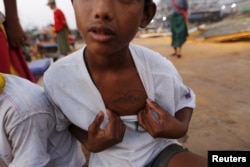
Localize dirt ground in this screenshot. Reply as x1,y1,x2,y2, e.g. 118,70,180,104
132,37,250,157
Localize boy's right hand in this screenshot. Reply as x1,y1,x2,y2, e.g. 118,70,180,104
86,110,126,153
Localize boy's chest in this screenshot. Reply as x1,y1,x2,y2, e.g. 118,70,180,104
93,71,147,116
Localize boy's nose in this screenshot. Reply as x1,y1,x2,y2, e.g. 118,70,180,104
93,0,114,20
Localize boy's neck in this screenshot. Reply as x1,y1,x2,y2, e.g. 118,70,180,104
84,47,133,72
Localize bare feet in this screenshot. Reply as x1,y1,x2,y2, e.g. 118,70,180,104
171,53,177,56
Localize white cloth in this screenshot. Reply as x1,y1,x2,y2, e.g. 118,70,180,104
43,44,196,167
0,74,85,167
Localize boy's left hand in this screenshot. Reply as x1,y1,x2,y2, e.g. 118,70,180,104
138,98,189,139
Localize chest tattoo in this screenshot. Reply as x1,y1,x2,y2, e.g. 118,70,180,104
110,90,146,111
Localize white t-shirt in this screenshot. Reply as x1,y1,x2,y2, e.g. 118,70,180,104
0,74,85,167
43,44,196,167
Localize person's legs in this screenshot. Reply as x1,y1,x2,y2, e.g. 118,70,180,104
145,144,207,167
171,47,177,56
145,144,187,167
168,151,207,167
56,29,71,56
170,15,177,56
176,47,182,58
171,47,182,58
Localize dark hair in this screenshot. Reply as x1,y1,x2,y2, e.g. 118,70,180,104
71,0,152,11
144,0,153,11
48,2,56,5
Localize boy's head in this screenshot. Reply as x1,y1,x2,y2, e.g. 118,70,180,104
144,0,153,11
47,0,56,9
72,0,156,54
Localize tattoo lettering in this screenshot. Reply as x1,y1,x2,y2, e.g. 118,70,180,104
111,90,145,111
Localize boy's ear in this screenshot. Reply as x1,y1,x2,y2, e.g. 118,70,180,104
140,3,157,28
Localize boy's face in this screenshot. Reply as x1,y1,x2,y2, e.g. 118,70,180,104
72,0,155,55
48,3,55,10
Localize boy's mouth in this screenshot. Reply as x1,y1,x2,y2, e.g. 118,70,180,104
88,26,115,43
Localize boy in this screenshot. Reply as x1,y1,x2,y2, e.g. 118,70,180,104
43,0,207,166
0,73,85,167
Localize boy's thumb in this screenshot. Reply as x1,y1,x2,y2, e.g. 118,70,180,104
89,111,104,132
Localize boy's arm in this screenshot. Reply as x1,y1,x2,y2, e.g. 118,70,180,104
3,0,27,48
68,124,89,147
69,110,126,153
5,112,54,166
138,98,193,139
3,0,18,21
174,107,193,135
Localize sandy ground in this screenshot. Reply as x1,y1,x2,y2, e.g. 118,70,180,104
132,37,250,157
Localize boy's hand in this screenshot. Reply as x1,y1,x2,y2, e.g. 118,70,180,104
138,99,192,139
86,110,126,153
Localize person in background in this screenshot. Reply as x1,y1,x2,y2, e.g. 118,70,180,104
0,0,35,82
0,73,85,167
50,24,76,50
47,0,71,56
50,24,57,42
167,0,189,58
43,0,207,166
68,34,76,50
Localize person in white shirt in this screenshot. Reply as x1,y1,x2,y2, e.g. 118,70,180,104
0,73,85,167
43,0,207,166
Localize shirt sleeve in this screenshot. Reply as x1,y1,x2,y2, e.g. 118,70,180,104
43,77,71,131
173,73,196,112
6,113,55,167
